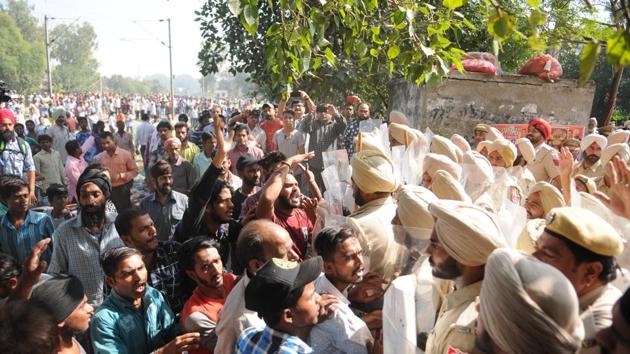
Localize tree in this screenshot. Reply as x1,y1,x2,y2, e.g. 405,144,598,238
0,1,46,93
102,75,167,95
197,0,630,116
50,22,99,92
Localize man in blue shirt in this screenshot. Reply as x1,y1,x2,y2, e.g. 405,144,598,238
236,256,334,354
0,108,36,204
0,178,54,265
90,247,200,354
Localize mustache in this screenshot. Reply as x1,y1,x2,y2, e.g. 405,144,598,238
80,204,106,228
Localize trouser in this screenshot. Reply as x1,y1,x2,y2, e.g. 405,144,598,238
111,182,132,212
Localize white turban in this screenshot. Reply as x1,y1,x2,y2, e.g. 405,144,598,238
450,134,471,153
515,138,535,164
430,135,462,163
431,170,471,202
422,153,462,180
528,182,565,217
351,150,398,193
580,134,607,152
601,143,630,165
428,200,505,266
607,130,630,145
389,110,409,125
480,248,584,354
487,126,504,141
396,185,438,240
462,151,494,199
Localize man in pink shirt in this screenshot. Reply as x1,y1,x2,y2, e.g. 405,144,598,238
228,124,263,174
95,131,138,211
259,103,283,152
64,137,94,203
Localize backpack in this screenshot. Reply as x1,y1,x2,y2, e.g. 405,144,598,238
0,136,28,156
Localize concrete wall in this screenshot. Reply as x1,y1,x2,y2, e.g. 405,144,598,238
389,72,596,139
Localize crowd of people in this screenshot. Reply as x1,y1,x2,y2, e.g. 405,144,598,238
0,88,629,354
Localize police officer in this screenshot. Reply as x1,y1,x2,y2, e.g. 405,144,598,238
533,207,624,354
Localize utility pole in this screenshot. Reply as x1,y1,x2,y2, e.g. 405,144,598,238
167,18,174,117
44,15,53,97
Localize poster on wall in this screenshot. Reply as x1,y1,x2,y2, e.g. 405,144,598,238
492,124,585,147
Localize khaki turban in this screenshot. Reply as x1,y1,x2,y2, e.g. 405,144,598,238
428,200,506,266
389,123,418,146
480,248,584,354
430,135,462,163
423,153,462,180
516,218,546,254
165,137,181,149
474,123,490,133
476,140,492,154
574,174,597,194
487,126,504,141
450,134,471,153
389,110,409,125
515,138,535,164
528,182,565,217
580,134,607,152
396,185,438,239
488,139,517,167
601,143,630,165
431,170,471,202
351,150,398,193
607,130,630,145
354,133,387,155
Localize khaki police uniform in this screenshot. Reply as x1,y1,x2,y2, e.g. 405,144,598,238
528,143,560,182
545,207,625,354
578,284,622,354
572,160,606,190
347,196,403,281
425,281,481,354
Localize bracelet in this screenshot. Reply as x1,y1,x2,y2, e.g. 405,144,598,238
280,161,291,168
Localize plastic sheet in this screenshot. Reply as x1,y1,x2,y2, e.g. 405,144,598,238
383,275,421,354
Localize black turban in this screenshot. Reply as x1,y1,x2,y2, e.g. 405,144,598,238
31,275,85,323
76,166,111,200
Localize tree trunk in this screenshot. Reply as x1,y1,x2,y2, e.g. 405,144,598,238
602,65,624,126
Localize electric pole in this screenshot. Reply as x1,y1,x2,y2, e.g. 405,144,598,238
44,15,53,97
167,18,174,117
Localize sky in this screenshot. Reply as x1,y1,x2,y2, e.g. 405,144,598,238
30,0,206,78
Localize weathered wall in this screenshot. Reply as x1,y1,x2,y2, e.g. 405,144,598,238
389,72,596,139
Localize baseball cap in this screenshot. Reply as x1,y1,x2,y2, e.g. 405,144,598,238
245,256,323,314
236,154,259,171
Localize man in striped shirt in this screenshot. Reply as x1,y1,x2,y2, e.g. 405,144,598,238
0,178,54,265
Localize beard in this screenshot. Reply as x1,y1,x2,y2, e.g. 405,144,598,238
429,256,461,279
584,153,600,164
158,185,172,195
1,131,14,143
80,204,106,229
526,134,541,145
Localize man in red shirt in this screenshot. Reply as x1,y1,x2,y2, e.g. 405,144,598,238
259,103,283,152
180,237,238,354
255,161,320,260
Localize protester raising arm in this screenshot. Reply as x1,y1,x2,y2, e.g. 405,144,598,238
255,152,314,220
558,147,574,205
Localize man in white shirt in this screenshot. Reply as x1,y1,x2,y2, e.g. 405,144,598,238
214,219,299,353
310,226,374,354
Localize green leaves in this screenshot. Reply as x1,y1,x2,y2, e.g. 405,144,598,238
366,0,378,11
487,12,515,40
527,0,540,9
443,0,465,10
324,47,336,65
579,41,601,87
387,45,400,59
227,0,242,15
241,4,259,36
607,30,630,67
